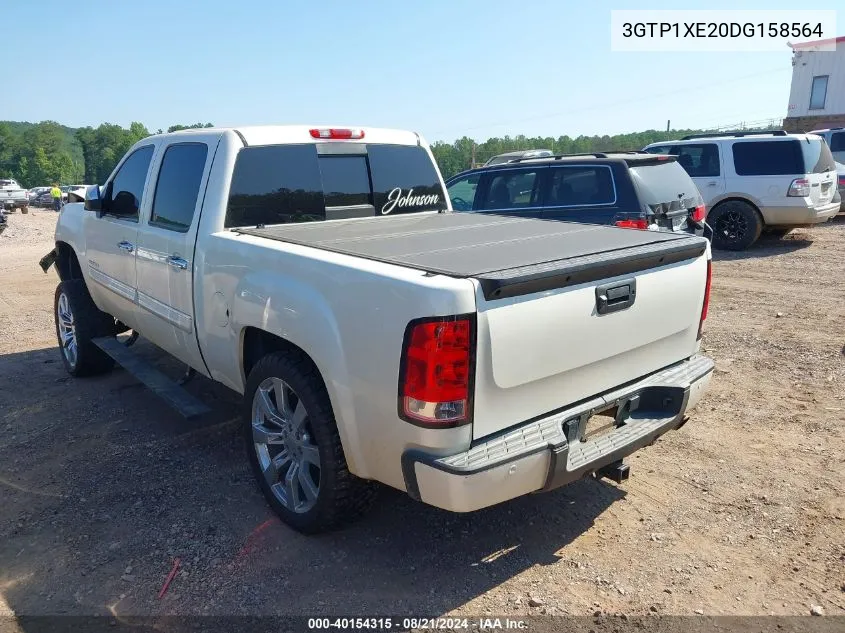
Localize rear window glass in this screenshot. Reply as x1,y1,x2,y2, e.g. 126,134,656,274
732,140,803,176
318,156,371,207
629,161,702,214
226,143,445,227
801,138,835,173
226,145,324,227
367,145,446,215
547,166,615,206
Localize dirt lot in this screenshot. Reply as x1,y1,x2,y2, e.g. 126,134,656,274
0,209,843,621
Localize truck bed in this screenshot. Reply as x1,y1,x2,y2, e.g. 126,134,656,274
237,213,706,300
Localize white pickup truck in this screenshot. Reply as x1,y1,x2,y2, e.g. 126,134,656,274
42,125,713,533
0,178,29,212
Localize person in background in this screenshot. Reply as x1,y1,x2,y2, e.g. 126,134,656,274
50,184,62,212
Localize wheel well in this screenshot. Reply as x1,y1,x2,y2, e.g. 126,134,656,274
241,327,324,386
55,242,83,281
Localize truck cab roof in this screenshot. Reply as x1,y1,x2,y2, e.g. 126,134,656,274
147,125,425,148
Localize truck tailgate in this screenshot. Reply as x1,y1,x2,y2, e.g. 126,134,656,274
239,213,709,440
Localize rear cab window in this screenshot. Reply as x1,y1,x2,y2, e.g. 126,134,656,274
225,143,446,228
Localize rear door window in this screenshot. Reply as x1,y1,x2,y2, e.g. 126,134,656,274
673,144,720,177
150,143,209,232
547,166,616,206
480,169,542,210
732,140,803,176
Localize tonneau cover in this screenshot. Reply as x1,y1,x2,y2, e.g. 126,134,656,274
237,213,707,300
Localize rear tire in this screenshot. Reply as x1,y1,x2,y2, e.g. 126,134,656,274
54,280,116,377
21,206,28,214
708,200,762,251
243,351,377,533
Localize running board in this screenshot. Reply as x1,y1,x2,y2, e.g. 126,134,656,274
92,337,211,419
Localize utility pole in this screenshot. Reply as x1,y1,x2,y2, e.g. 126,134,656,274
666,120,670,132
471,143,476,169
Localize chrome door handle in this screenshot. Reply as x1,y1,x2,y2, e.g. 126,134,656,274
117,241,134,253
167,256,188,271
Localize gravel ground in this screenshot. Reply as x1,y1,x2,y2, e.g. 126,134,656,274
0,210,843,621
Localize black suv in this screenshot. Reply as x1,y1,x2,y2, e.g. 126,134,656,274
445,152,710,238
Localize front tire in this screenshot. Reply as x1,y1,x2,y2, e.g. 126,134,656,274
708,200,763,251
244,351,377,533
54,281,116,377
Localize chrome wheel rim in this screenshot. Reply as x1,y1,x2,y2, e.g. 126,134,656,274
251,377,320,514
57,292,77,368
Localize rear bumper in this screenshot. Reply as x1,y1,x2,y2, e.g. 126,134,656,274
402,355,713,513
1,200,27,209
761,200,840,226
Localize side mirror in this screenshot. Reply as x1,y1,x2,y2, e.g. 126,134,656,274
84,185,102,213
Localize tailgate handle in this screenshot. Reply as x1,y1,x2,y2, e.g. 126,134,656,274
595,279,636,315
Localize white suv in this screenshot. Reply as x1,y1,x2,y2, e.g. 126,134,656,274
644,131,839,250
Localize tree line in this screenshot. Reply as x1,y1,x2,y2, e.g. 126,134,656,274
2,119,725,189
0,121,213,188
430,128,714,180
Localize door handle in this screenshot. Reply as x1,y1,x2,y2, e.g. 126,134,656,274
167,256,188,271
117,241,134,253
595,279,637,315
706,181,718,186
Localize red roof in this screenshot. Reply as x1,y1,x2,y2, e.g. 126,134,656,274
790,35,845,50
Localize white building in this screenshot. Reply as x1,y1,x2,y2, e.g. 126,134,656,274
783,36,845,132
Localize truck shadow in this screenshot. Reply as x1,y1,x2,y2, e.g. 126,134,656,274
0,343,624,619
710,234,814,262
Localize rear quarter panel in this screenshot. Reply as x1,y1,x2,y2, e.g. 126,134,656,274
196,231,478,489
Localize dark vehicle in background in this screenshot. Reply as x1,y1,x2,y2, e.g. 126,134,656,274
34,191,55,207
446,152,710,238
483,149,553,166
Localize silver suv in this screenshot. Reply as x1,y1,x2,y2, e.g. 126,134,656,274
809,127,845,212
644,131,839,250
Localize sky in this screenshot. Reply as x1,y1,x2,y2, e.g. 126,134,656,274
4,0,841,142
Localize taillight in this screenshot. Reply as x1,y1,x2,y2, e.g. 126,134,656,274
399,316,474,427
309,128,365,140
690,204,706,223
838,175,845,187
615,218,649,230
787,178,810,197
697,259,712,340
